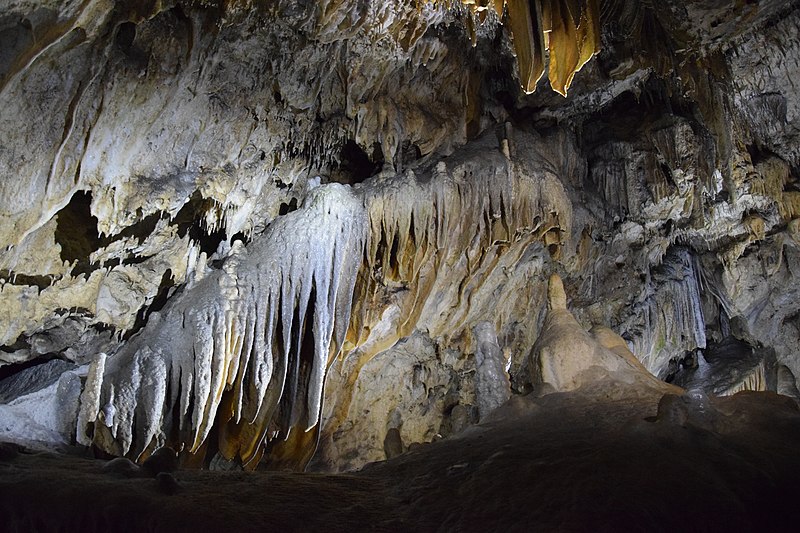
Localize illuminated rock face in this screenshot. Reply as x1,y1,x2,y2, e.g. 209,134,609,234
1,0,800,471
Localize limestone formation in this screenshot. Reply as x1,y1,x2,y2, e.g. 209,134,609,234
530,273,673,393
472,321,511,420
0,0,799,475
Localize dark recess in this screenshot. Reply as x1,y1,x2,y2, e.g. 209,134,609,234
54,191,101,274
115,21,136,54
54,191,167,277
279,198,298,216
0,19,34,80
46,190,233,286
0,269,57,290
335,140,383,184
399,141,422,170
0,355,56,382
125,269,174,340
173,191,228,256
276,285,317,434
230,231,250,245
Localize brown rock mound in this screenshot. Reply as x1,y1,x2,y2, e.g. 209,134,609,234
530,274,679,394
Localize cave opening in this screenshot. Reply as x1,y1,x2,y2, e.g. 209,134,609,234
114,21,136,54
54,191,101,277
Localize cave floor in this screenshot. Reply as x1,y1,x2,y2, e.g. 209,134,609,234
2,382,800,532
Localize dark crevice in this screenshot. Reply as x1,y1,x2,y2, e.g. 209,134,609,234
333,140,382,184
115,21,136,55
230,231,250,245
55,191,101,269
581,82,675,150
100,253,156,270
290,286,317,429
0,269,58,291
46,189,231,287
52,307,92,318
0,20,34,81
195,227,227,257
279,198,298,216
399,141,422,170
101,212,164,248
0,355,59,382
173,191,228,256
0,334,31,355
54,191,166,278
388,230,400,270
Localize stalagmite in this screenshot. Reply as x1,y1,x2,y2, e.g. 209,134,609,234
76,352,106,447
531,274,677,392
472,321,511,420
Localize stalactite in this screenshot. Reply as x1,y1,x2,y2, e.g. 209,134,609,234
321,139,571,445
723,360,766,396
77,141,572,466
79,184,367,464
428,0,601,94
17,131,553,469
351,150,570,350
507,0,546,93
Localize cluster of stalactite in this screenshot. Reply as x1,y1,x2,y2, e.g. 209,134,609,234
4,0,602,469
76,140,572,469
77,185,367,467
442,0,601,94
180,0,603,96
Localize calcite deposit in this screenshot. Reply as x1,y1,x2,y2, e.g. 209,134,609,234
1,0,799,483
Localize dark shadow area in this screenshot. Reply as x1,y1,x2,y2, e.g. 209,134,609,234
172,192,228,256
54,191,101,269
333,140,383,184
2,385,800,531
124,269,174,341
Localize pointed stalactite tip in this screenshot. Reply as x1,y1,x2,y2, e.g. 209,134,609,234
442,0,601,96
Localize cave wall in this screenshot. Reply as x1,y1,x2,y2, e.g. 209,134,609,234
1,0,799,471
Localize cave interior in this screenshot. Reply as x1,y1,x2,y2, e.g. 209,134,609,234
2,0,800,530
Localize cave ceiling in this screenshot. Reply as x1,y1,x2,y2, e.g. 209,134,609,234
0,0,799,472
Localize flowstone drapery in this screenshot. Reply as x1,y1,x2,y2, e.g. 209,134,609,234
74,134,576,467
78,185,366,464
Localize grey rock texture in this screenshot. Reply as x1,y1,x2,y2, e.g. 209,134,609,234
472,321,511,420
0,360,76,404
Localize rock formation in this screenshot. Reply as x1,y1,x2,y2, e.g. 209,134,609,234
0,0,799,482
530,273,674,393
